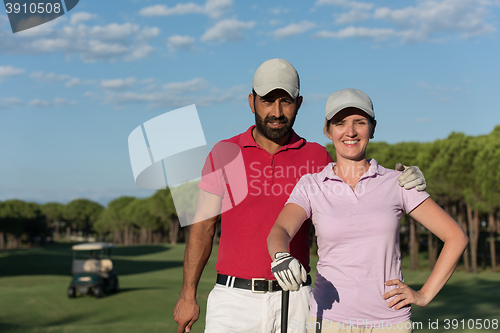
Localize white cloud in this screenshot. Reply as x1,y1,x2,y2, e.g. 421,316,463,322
316,0,374,25
416,81,465,102
315,0,498,43
140,78,156,85
140,0,232,19
335,9,371,24
101,77,137,91
65,78,95,87
102,87,244,108
0,97,23,109
0,66,25,82
84,91,100,99
139,3,203,17
373,0,498,42
80,40,129,61
162,78,208,93
195,90,243,107
270,6,291,15
166,35,196,52
54,98,77,107
415,118,430,123
93,77,244,109
315,0,374,11
272,21,317,38
85,23,158,41
125,44,155,62
0,21,159,62
416,82,452,91
30,71,71,82
315,26,396,41
201,19,256,43
304,93,330,104
70,12,97,25
103,91,190,108
204,0,233,19
29,71,96,88
28,98,77,108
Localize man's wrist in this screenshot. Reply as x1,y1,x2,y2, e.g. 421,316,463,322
180,286,198,300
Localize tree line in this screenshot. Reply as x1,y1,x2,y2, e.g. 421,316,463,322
1,126,499,273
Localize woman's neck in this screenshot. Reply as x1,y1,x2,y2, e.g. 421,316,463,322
333,156,370,187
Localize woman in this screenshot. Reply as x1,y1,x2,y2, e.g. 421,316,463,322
267,88,468,333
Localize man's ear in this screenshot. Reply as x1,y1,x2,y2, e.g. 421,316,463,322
295,95,303,113
248,93,256,114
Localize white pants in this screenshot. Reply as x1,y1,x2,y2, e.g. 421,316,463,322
205,283,312,333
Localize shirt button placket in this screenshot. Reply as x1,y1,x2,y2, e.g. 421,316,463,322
269,155,274,184
351,182,359,203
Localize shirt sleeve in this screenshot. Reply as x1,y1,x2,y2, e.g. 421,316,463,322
286,175,313,219
198,148,224,197
400,186,430,214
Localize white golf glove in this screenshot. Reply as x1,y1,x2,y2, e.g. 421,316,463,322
396,163,426,191
271,252,307,291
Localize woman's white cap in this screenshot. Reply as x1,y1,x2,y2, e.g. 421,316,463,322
325,88,375,120
252,59,300,98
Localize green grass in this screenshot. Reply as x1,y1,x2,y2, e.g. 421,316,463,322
1,243,499,332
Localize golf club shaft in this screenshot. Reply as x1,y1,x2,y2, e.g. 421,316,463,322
281,290,290,333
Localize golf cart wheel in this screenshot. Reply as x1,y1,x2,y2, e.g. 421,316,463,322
94,285,103,298
67,287,76,298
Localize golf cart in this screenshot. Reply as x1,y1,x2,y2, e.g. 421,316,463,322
67,242,119,298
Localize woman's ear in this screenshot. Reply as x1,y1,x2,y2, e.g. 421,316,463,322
326,125,333,140
370,119,377,139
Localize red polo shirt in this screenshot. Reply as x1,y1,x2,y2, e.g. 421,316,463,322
199,126,333,280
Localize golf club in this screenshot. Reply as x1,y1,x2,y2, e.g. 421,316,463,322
281,289,290,333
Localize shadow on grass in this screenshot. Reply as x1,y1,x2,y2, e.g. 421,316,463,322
112,245,172,257
0,244,182,278
69,287,167,300
0,323,19,332
116,286,168,293
39,314,139,330
40,314,89,327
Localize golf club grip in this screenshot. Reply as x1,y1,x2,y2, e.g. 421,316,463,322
281,290,290,333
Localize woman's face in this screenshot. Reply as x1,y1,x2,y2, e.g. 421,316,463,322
326,108,375,162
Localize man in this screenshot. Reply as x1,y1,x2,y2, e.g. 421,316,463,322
173,59,426,333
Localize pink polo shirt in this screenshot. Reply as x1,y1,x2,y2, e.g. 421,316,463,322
287,159,429,327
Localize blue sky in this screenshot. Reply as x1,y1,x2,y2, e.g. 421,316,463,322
1,0,500,206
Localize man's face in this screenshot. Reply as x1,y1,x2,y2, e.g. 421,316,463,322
250,89,301,140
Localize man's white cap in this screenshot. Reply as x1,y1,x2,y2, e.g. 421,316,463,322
325,88,375,120
252,59,300,98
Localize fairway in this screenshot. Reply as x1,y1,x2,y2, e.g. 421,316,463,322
1,244,499,333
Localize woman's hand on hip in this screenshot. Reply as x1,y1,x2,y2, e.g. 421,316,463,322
382,279,431,310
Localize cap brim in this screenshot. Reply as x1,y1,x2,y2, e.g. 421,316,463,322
254,82,299,98
326,104,375,120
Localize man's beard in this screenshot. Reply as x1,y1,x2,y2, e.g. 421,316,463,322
254,109,296,140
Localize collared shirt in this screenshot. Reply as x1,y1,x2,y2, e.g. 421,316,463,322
287,159,429,326
199,125,333,280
